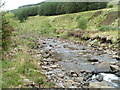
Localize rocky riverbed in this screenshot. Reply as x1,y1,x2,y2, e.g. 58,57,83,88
34,36,120,88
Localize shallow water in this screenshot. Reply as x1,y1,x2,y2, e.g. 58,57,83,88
41,38,119,88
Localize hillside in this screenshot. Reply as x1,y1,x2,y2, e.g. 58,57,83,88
17,7,119,41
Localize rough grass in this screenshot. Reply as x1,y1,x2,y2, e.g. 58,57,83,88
2,14,55,88
2,46,54,88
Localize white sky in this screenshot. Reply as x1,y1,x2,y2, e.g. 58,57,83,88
3,0,46,10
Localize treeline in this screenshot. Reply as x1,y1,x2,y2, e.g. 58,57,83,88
12,2,108,21
12,6,38,21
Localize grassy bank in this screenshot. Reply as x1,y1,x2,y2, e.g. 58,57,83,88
2,13,55,88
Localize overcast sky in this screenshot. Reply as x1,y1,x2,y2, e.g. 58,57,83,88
3,0,45,10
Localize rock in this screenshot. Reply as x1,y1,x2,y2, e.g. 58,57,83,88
47,68,53,71
49,44,53,47
66,70,79,77
101,37,107,43
87,72,93,78
110,62,117,65
72,74,78,77
30,82,35,87
98,48,103,51
82,81,89,86
96,74,103,82
63,45,68,48
40,50,44,53
110,65,119,71
74,77,83,83
82,48,86,50
64,80,74,87
50,65,58,69
23,79,31,84
90,39,98,44
91,62,95,65
42,66,52,71
43,54,50,58
106,39,113,44
62,68,65,71
87,59,99,62
43,42,46,44
56,82,64,88
80,70,86,73
112,55,120,60
47,75,52,80
69,86,77,88
89,81,114,88
57,74,64,78
83,75,90,81
79,52,83,55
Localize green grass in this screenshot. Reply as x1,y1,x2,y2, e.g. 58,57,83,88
2,46,54,88
98,25,118,31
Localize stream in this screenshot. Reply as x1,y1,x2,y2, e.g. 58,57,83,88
38,37,120,88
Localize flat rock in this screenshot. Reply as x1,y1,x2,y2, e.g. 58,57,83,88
89,81,114,88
